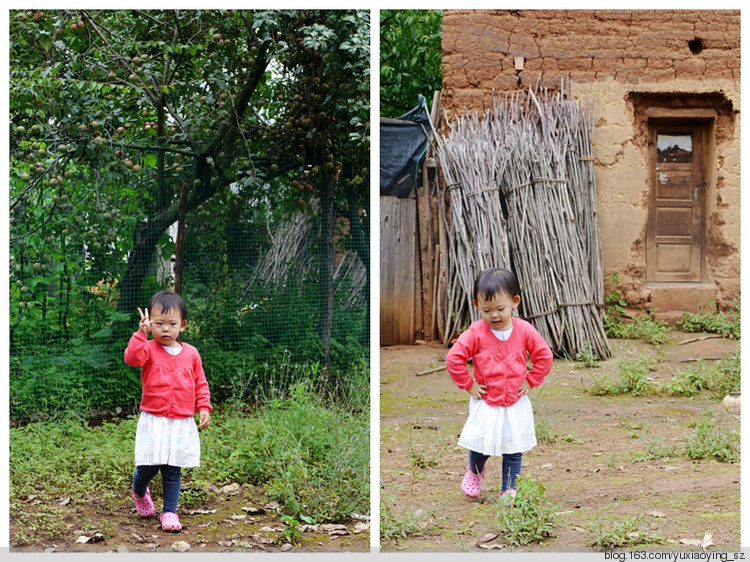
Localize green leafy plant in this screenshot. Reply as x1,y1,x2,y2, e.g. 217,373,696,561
575,340,600,368
678,298,740,340
380,499,433,542
603,273,669,346
631,435,676,462
586,514,665,548
666,352,740,399
409,449,438,470
535,418,558,444
495,475,557,546
280,514,302,545
683,412,739,462
588,356,656,396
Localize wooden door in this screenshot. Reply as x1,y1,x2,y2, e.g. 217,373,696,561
646,123,705,282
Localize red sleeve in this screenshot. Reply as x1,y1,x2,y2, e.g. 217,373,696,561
445,327,478,392
124,331,150,367
193,352,212,412
524,324,553,387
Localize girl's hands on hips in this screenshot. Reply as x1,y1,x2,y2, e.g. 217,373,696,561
198,410,211,429
518,379,531,397
468,382,487,400
137,307,151,335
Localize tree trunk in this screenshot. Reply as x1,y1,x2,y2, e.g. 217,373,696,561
318,171,336,370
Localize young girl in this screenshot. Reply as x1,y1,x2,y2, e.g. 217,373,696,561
124,291,212,532
446,268,553,500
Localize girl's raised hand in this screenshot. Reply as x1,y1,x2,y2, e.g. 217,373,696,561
137,307,152,334
468,382,487,400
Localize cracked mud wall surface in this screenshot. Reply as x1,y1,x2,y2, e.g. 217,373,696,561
441,10,740,313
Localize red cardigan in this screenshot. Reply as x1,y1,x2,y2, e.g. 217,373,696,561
446,318,553,407
124,331,212,418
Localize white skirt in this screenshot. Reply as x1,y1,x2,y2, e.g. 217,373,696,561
134,411,201,467
458,395,537,456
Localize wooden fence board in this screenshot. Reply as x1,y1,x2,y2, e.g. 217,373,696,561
380,196,416,345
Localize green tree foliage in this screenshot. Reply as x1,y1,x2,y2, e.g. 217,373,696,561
9,9,369,419
380,10,442,118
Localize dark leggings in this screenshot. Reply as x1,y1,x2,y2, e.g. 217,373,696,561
469,451,522,492
133,465,182,513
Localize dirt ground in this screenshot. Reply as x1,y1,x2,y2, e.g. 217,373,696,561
380,332,740,552
9,482,369,553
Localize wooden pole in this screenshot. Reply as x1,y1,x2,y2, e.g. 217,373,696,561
173,179,188,295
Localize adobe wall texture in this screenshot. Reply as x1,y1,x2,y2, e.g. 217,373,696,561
441,10,740,317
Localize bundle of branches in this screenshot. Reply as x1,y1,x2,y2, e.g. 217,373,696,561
436,80,610,359
435,105,511,342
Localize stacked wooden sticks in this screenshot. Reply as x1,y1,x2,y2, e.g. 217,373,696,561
435,81,611,359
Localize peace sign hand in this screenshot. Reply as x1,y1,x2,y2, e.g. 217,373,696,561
137,307,152,335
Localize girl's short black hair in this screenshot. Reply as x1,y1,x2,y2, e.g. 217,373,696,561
148,291,187,320
473,267,521,302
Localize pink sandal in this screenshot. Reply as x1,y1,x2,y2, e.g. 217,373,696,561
160,511,182,532
460,465,485,498
131,488,156,518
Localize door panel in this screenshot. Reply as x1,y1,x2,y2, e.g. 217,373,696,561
646,125,704,282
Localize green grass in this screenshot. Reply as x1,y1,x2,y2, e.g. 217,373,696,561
682,412,739,462
588,356,656,396
678,298,740,340
585,514,665,548
10,379,369,525
494,475,558,546
666,351,740,399
380,498,433,542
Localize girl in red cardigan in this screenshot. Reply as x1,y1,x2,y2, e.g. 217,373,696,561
446,268,553,500
124,291,212,532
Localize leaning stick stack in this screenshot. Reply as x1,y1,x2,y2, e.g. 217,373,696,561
436,79,611,359
436,100,511,342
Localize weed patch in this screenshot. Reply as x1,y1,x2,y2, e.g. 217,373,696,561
683,413,739,462
585,514,665,548
380,499,433,542
494,475,557,546
667,351,740,399
678,298,740,340
588,356,656,396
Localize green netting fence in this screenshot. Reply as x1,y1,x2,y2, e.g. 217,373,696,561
9,198,369,423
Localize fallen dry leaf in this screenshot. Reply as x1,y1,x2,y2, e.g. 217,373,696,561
280,543,293,552
189,508,216,515
59,496,71,506
242,506,265,514
260,526,283,533
477,533,498,544
320,523,348,533
76,533,104,544
478,543,505,550
353,522,370,534
171,540,191,552
648,510,666,518
221,483,241,495
229,514,247,521
701,532,715,550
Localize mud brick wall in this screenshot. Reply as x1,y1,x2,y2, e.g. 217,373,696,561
440,10,740,317
442,10,740,112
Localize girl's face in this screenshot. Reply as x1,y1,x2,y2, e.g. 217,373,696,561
473,290,520,332
149,304,187,348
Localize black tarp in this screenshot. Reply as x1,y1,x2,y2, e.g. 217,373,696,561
380,96,432,198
